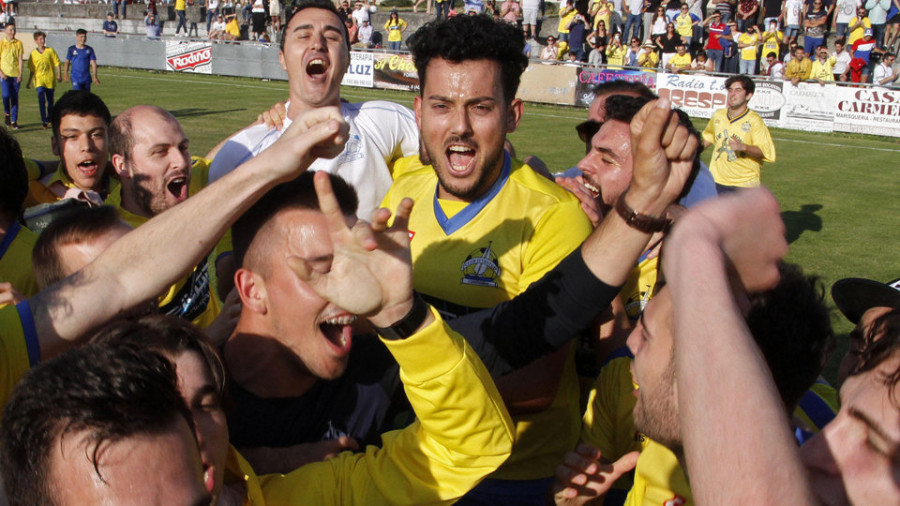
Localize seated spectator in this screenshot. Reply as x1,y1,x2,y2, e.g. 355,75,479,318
542,35,561,60
764,51,784,77
784,45,811,84
209,13,228,40
355,18,373,48
691,49,715,72
832,38,852,81
873,52,899,87
666,40,692,72
345,18,359,45
637,39,659,68
809,44,837,84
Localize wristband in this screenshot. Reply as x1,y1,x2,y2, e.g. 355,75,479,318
372,293,430,341
615,189,672,234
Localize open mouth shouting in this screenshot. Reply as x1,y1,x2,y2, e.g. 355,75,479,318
446,142,478,177
306,56,329,80
75,158,102,183
317,312,356,355
165,172,190,202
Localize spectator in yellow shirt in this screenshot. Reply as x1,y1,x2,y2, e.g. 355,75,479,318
666,41,693,72
25,31,61,129
0,22,24,129
809,44,837,83
784,45,812,84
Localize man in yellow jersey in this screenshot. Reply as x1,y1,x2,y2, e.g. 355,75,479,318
702,74,775,192
665,41,693,72
0,21,24,129
381,14,592,503
106,105,224,329
24,90,114,208
809,43,837,82
25,31,61,130
0,129,39,305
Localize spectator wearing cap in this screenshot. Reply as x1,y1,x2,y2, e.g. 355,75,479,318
831,276,900,385
850,27,879,80
383,9,407,51
637,38,660,68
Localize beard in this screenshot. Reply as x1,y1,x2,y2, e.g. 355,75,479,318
419,134,506,202
632,359,682,452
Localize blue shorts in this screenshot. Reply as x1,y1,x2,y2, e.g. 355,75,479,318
72,80,92,91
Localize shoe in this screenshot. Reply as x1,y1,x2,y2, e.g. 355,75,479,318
42,122,50,129
10,122,19,130
3,114,9,127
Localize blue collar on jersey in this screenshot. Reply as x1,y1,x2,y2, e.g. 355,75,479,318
433,152,511,236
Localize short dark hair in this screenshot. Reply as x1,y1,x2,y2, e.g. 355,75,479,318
851,309,900,400
33,31,46,40
725,74,755,95
32,205,127,289
835,38,846,46
50,90,112,140
281,0,350,52
766,51,778,59
91,314,228,405
232,171,358,269
603,94,704,201
592,79,656,100
409,14,529,103
0,127,27,219
76,28,87,35
745,263,834,411
4,20,15,28
0,342,193,506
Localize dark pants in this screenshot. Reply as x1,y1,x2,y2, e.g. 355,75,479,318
176,9,187,33
37,86,54,124
1,77,20,123
436,0,451,19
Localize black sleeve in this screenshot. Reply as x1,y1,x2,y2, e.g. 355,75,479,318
447,248,622,378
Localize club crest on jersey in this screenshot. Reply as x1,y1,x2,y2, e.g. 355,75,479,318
460,241,500,288
741,122,752,132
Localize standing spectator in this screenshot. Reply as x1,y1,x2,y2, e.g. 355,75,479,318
781,0,803,45
851,27,880,78
0,22,22,130
736,0,759,30
722,19,740,72
541,34,560,58
804,0,828,55
567,12,590,60
832,37,852,79
638,37,660,65
113,0,127,19
650,5,668,37
345,17,359,45
352,0,370,26
759,18,783,61
832,0,861,38
591,0,614,32
765,50,785,75
693,48,716,69
761,0,782,27
784,44,812,82
666,40,693,69
435,0,452,19
557,0,576,44
623,0,645,43
337,0,352,22
175,0,188,35
25,31,60,130
703,74,776,191
809,43,837,82
848,5,871,43
664,0,682,23
103,12,119,37
207,0,221,33
64,29,99,92
384,10,407,51
145,12,163,39
643,0,662,40
886,0,900,51
251,0,268,40
501,0,522,24
865,0,891,46
356,18,374,47
656,22,682,67
674,4,699,46
717,0,737,21
522,0,540,37
187,0,203,37
873,51,899,85
738,22,760,73
606,31,627,64
269,0,282,34
704,11,727,70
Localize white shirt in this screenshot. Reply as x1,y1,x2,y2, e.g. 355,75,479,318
768,61,784,78
835,0,860,24
626,0,643,13
832,49,851,74
873,62,897,87
209,101,419,219
784,0,802,25
358,23,373,42
352,7,369,26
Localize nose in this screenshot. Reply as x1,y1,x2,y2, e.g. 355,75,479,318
625,324,641,355
450,106,473,138
798,428,842,477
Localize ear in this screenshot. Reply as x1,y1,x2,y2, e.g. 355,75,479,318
110,152,129,179
51,134,59,157
234,267,268,314
279,50,287,72
414,95,423,129
506,98,524,133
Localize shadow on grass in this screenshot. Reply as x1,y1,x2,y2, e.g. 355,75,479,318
781,204,823,244
169,108,245,119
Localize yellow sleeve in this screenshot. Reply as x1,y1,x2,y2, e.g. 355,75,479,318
0,303,40,418
519,187,591,290
258,308,515,505
701,114,716,145
51,48,61,67
384,20,390,30
750,114,776,163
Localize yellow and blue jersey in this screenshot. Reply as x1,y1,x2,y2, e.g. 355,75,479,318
0,222,39,303
702,108,776,188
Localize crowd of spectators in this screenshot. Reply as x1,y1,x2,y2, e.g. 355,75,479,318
2,6,900,506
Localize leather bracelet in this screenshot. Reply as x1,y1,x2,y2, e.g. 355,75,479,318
615,189,672,234
372,293,430,341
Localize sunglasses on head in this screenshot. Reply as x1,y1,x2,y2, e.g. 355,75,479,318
576,120,603,144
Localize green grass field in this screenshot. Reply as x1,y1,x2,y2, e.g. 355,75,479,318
10,67,900,382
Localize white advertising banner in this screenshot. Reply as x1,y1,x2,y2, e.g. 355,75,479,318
780,82,836,132
748,79,786,127
342,51,375,88
833,86,900,138
165,41,212,74
655,73,727,119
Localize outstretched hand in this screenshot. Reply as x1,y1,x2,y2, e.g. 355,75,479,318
552,443,640,506
627,99,699,214
288,172,417,328
258,107,350,183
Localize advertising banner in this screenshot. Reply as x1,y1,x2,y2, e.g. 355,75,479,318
342,51,374,88
748,79,786,126
655,73,727,118
372,52,420,92
833,86,900,138
574,68,658,107
165,41,212,74
779,82,836,132
519,63,578,106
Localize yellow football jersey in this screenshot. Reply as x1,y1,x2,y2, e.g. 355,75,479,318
28,47,61,89
0,222,39,303
0,302,39,416
0,38,23,78
702,108,776,187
